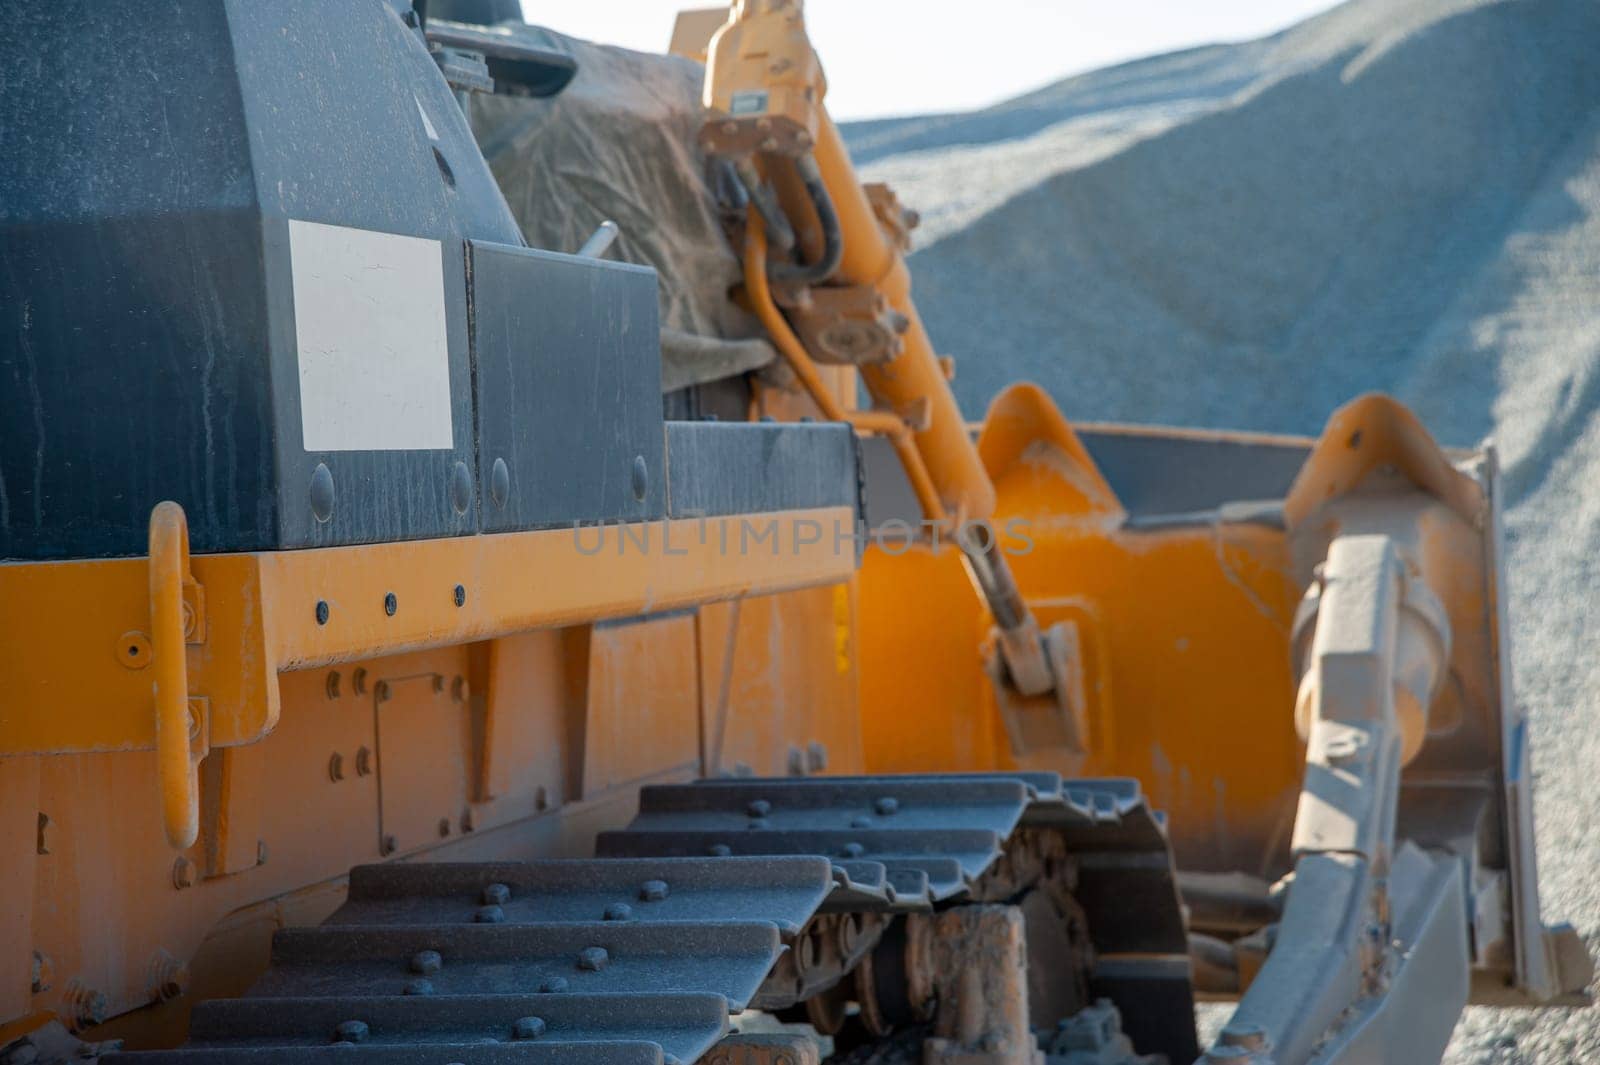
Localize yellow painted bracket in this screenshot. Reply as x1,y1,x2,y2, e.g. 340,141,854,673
0,505,858,765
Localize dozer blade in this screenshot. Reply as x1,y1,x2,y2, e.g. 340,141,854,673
857,389,1591,1063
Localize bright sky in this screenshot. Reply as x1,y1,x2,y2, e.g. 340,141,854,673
520,1,1343,120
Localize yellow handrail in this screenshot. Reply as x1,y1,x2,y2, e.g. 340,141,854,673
149,501,201,849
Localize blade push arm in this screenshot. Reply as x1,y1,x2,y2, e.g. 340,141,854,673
698,0,1063,704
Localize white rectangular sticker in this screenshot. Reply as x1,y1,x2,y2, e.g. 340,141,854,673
289,219,454,452
729,90,769,115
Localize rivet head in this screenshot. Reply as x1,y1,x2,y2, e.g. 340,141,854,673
630,455,649,501
842,842,865,859
707,843,732,857
481,883,511,906
490,457,511,509
850,815,872,828
511,1016,546,1041
453,584,466,607
576,946,608,972
355,746,373,776
449,461,473,516
639,879,669,902
328,752,345,782
172,857,196,890
310,463,335,523
474,905,505,924
117,631,152,670
402,978,433,996
874,796,899,816
410,950,443,975
746,799,771,818
384,592,398,617
381,834,398,855
315,600,330,626
332,1020,369,1044
604,903,632,921
539,976,568,993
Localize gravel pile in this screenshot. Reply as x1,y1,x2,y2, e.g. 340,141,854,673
846,0,1600,1059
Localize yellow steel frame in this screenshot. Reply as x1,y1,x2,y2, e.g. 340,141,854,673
0,507,857,759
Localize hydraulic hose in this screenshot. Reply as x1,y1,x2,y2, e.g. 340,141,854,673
742,214,946,524
768,153,842,286
733,159,796,254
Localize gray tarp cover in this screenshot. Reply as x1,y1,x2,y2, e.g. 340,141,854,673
466,26,775,392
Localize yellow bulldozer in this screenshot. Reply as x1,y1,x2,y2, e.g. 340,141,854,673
0,2,1589,1063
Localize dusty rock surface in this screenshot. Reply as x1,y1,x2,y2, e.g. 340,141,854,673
846,1,1600,1059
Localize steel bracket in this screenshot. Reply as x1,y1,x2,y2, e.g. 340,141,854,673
988,620,1089,757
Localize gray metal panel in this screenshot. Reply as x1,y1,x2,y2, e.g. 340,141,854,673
0,0,273,558
859,434,921,530
0,0,525,559
597,828,1002,905
622,778,1031,834
860,426,1312,529
336,856,833,933
0,207,279,559
228,0,524,244
187,994,726,1064
264,222,478,549
258,922,781,1008
470,242,665,531
1076,428,1309,518
663,422,861,518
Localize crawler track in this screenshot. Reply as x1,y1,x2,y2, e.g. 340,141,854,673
109,774,1196,1065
